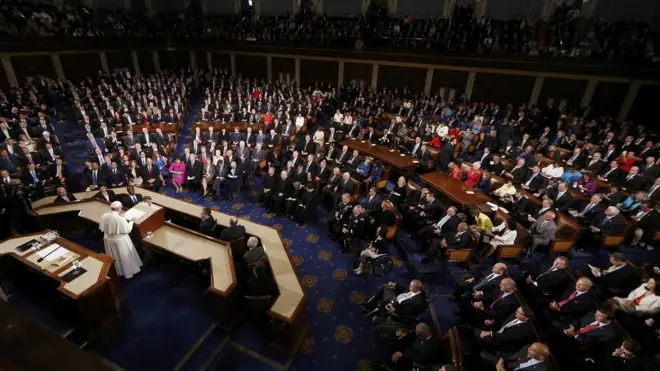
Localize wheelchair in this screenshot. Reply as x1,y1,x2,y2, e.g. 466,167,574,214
352,254,394,277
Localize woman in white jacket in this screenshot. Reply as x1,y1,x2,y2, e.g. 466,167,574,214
611,277,660,316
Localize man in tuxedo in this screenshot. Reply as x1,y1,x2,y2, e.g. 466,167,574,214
521,256,570,301
386,323,440,371
547,277,595,323
496,342,550,371
220,217,246,242
121,185,143,208
94,185,116,202
53,186,76,204
141,157,162,191
520,166,544,192
360,279,427,318
198,207,216,236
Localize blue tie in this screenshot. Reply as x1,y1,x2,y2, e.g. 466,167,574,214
4,156,14,171
31,171,38,184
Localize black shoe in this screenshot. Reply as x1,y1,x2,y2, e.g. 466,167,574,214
360,304,373,313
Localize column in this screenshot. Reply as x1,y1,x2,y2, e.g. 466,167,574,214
1,57,19,88
190,51,197,70
464,71,476,100
473,0,487,18
337,61,345,88
230,53,236,77
423,68,434,95
361,0,371,15
370,64,379,90
443,0,456,18
266,56,273,81
294,58,300,86
51,54,65,80
617,81,641,123
207,51,213,71
131,51,141,76
152,50,161,72
580,79,598,108
99,52,110,75
124,0,131,10
528,76,545,107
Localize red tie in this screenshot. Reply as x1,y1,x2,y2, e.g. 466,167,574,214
490,293,504,309
634,291,648,305
558,291,578,307
576,322,599,335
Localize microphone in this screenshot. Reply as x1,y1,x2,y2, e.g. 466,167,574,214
37,246,61,263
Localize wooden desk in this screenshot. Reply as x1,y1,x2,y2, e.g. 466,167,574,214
32,187,308,353
114,122,180,135
421,171,493,207
195,121,265,132
0,232,121,334
0,300,117,371
342,138,418,176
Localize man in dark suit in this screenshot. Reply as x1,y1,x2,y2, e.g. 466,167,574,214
620,166,645,192
84,133,106,154
361,186,382,217
93,185,116,202
453,262,508,301
386,322,440,371
120,185,143,208
547,277,596,323
496,342,550,371
570,194,605,225
438,137,455,171
83,162,106,189
53,186,76,204
632,201,660,248
220,217,246,242
557,309,616,353
504,159,528,185
17,147,42,167
417,206,459,240
423,222,472,263
198,207,216,236
141,158,162,192
39,143,64,164
361,279,427,318
331,172,355,207
584,152,605,175
598,160,622,184
462,278,518,325
520,166,544,192
515,146,535,166
185,154,202,192
587,252,641,297
521,256,570,301
0,149,19,173
578,206,622,252
477,306,536,358
408,192,442,228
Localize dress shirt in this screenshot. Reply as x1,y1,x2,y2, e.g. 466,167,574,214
396,291,420,304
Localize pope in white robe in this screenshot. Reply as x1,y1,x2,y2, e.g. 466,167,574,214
99,201,143,279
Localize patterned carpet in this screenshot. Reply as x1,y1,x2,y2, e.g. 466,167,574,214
8,95,660,371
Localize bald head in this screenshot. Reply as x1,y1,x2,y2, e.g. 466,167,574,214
528,342,550,361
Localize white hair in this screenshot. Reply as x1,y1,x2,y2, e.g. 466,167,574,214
247,237,259,248
608,206,620,216
110,201,123,211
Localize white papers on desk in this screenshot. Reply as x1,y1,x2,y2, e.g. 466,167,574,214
36,244,63,259
486,202,499,211
124,208,146,221
412,160,420,164
465,190,475,195
498,207,509,214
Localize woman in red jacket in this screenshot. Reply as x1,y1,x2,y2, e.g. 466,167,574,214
618,151,638,173
464,162,482,188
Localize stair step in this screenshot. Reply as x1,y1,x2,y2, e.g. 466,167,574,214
175,324,228,371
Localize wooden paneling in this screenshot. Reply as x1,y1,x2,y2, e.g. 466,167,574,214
235,55,267,80
431,69,469,96
377,65,426,93
211,53,231,71
106,51,133,71
159,50,191,72
628,85,660,123
138,51,155,75
539,77,588,109
344,62,372,87
590,81,628,118
195,51,207,70
11,55,55,83
272,57,294,81
472,73,535,105
61,53,102,83
300,60,338,88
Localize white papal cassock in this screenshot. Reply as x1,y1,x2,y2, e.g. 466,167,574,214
99,210,143,279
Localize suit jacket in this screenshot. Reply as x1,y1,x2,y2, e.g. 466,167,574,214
85,138,106,153
535,266,569,299
597,264,641,294
53,193,77,204
620,174,645,192
363,194,382,215
39,148,64,163
120,193,143,208
83,169,107,187
93,190,116,202
220,225,246,242
585,159,605,174
506,346,550,371
488,315,535,353
557,288,595,320
593,214,622,236
141,165,162,186
569,312,617,345
522,173,544,192
392,284,427,317
244,245,265,265
400,333,440,365
445,230,472,249
530,219,556,247
510,166,528,184
198,216,216,235
482,291,517,322
186,160,202,181
552,191,573,212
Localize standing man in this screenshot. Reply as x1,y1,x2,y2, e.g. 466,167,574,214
99,201,143,279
